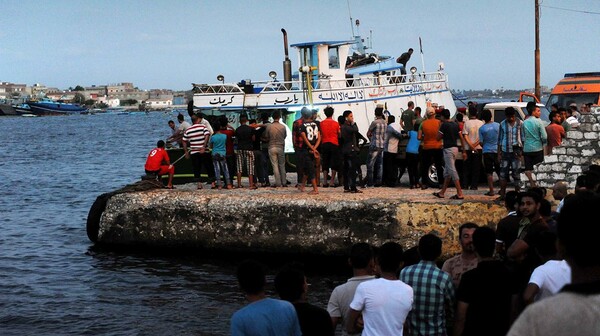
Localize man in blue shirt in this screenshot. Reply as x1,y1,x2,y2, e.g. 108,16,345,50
522,102,547,188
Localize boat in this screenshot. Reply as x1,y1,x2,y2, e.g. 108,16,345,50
26,98,87,116
164,22,458,185
189,22,457,135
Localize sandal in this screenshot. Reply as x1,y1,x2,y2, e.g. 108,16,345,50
433,192,444,198
450,195,464,200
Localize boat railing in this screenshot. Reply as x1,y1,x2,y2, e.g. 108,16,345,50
192,71,448,95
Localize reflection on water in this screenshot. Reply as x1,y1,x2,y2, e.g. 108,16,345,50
0,114,348,335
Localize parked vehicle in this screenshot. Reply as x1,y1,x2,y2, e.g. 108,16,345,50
545,72,600,110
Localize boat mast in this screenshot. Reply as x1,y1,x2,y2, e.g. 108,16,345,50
535,0,541,100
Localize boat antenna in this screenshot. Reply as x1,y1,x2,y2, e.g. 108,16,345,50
347,0,355,36
419,37,426,74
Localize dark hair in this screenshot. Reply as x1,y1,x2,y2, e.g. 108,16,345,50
549,111,559,121
473,226,496,257
156,140,165,148
260,112,270,121
441,108,451,120
388,115,396,124
459,222,479,237
557,191,600,267
481,109,492,122
343,110,353,118
408,101,414,108
558,107,567,113
455,113,464,122
240,114,248,121
504,107,516,117
418,234,442,261
349,242,374,269
374,107,384,117
377,241,404,273
274,263,305,302
415,106,421,114
219,116,228,128
168,120,175,124
526,101,537,114
236,259,266,295
468,106,477,118
505,190,519,210
273,110,281,119
520,190,542,205
338,115,346,124
402,246,421,267
324,106,334,117
177,113,184,121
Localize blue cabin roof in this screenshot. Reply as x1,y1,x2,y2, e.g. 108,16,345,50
290,40,354,48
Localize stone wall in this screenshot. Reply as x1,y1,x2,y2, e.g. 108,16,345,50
535,113,600,189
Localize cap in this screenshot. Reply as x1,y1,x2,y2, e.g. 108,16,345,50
570,103,577,107
426,107,435,116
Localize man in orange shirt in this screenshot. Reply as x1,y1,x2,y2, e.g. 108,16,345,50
418,107,444,189
144,140,175,189
545,111,566,155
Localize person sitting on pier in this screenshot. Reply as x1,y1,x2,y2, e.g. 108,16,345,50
144,140,174,189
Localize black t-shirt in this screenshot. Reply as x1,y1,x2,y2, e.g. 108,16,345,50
300,121,320,148
439,120,460,148
457,260,518,336
293,302,334,336
235,124,255,150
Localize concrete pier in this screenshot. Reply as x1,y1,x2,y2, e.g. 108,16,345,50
87,180,507,258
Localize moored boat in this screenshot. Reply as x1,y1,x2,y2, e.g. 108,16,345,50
26,98,87,116
190,22,457,134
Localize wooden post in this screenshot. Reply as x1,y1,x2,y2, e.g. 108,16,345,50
535,0,541,101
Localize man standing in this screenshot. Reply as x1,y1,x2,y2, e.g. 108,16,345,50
328,243,376,335
497,107,524,200
298,107,321,194
383,115,404,187
478,109,500,197
442,222,480,288
396,48,414,79
433,109,464,199
366,106,387,187
340,110,362,193
235,114,257,189
522,102,547,188
400,234,455,336
418,107,444,190
348,242,413,335
262,110,287,188
230,260,302,336
183,114,213,190
319,106,341,188
401,101,416,132
144,140,175,189
454,227,519,336
461,106,484,190
545,111,566,155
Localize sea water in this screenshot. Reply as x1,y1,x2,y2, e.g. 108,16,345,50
0,113,347,335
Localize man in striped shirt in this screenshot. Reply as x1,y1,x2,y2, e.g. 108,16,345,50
366,106,387,187
183,113,214,189
400,234,456,336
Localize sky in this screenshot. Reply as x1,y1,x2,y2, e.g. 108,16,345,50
1,0,599,92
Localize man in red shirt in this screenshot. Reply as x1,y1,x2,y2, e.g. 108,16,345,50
144,140,175,189
319,106,341,187
545,111,566,155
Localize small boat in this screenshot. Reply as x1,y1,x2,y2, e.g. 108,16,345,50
189,21,457,134
27,98,87,116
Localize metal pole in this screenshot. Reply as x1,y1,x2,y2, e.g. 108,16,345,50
535,0,541,101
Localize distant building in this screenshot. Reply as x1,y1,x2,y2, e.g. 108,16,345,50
143,98,172,109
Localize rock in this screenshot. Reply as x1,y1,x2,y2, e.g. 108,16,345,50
88,183,506,259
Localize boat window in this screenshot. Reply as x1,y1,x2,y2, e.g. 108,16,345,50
328,47,340,69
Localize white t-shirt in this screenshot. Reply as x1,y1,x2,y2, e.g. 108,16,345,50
528,259,571,301
327,275,376,336
349,278,413,336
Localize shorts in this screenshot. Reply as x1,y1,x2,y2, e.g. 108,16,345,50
146,165,174,176
442,147,460,181
482,152,500,175
320,142,340,171
523,150,544,171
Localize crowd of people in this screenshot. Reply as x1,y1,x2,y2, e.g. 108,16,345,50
230,168,600,335
147,99,573,200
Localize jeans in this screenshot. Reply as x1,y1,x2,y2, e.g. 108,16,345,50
343,152,360,191
212,154,231,187
268,146,286,187
366,146,384,186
